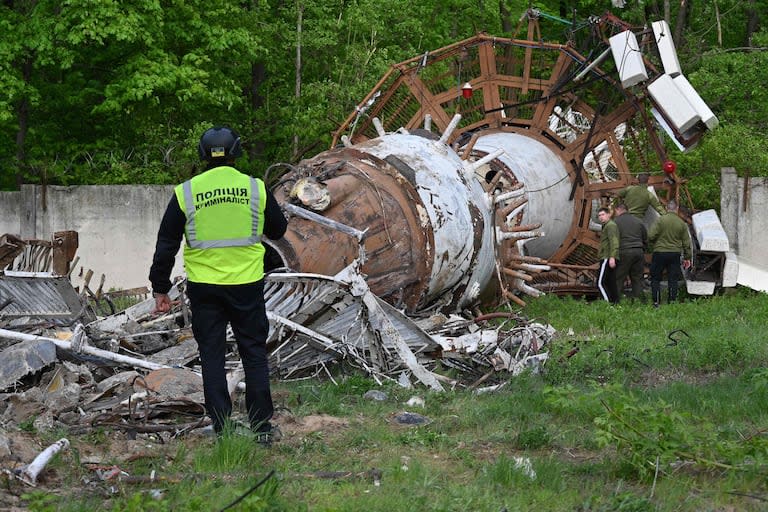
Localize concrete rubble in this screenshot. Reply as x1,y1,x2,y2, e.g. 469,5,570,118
0,246,553,438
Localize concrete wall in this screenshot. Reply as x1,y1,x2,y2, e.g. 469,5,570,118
720,167,768,267
0,185,184,291
1,172,765,291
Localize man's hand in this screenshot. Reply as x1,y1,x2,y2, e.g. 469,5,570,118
153,292,172,314
609,257,616,269
682,259,692,270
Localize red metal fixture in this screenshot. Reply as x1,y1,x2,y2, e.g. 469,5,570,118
461,82,473,99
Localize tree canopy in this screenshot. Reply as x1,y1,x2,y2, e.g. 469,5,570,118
1,0,765,210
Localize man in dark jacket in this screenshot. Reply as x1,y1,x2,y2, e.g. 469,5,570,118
648,200,692,307
613,203,648,301
149,126,288,442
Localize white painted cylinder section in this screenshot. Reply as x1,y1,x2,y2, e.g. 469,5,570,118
358,133,494,304
472,132,572,258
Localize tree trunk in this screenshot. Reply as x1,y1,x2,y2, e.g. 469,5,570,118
673,0,689,48
499,1,513,34
15,57,32,188
293,3,303,162
249,61,267,164
745,0,759,47
664,0,671,25
715,1,722,47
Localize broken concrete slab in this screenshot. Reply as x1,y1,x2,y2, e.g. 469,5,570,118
723,251,738,287
134,368,204,400
147,337,199,367
692,209,730,252
95,371,140,394
43,382,82,413
0,388,46,426
0,339,57,391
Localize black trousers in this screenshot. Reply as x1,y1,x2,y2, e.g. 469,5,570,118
616,249,645,300
187,280,273,433
598,259,619,304
650,252,682,304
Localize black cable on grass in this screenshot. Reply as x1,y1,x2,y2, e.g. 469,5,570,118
667,329,690,347
217,470,276,512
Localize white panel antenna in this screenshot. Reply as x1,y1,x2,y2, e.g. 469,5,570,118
672,75,719,130
609,30,648,88
652,20,682,77
647,74,700,133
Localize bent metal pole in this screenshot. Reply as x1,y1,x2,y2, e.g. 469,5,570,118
0,327,170,371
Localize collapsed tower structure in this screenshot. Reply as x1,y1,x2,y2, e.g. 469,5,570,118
266,12,731,313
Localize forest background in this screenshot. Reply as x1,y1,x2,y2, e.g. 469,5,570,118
1,0,766,211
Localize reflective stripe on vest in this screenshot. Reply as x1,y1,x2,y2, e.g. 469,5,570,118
181,176,262,249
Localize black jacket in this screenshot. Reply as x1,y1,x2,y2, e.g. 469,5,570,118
614,212,647,252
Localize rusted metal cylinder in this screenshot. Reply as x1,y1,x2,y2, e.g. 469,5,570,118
268,132,495,313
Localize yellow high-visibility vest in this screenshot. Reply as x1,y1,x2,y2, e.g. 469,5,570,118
175,166,267,284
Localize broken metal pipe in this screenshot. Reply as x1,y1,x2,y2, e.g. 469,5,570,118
0,327,170,371
16,438,70,486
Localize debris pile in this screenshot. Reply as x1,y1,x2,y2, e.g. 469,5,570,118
0,255,553,441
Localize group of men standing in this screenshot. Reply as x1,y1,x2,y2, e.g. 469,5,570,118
597,173,692,307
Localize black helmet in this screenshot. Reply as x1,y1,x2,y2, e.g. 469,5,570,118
198,126,242,161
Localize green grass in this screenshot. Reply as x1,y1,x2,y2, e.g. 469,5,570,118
14,287,768,511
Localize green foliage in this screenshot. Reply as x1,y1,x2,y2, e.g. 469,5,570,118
330,374,380,396
544,382,624,420
0,0,756,213
546,380,768,481
396,428,448,448
22,491,59,512
485,453,537,488
525,290,768,385
18,416,37,433
193,433,267,473
515,425,551,449
579,491,655,512
667,27,768,209
110,492,171,512
596,392,768,479
747,367,768,398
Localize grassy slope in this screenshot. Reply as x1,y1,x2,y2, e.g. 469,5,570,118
17,287,768,512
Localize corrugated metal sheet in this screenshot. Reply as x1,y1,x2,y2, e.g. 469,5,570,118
0,272,94,323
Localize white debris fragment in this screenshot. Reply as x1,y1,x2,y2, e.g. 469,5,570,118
405,396,425,408
513,456,536,480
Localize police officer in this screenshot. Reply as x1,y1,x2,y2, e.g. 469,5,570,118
149,126,288,442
